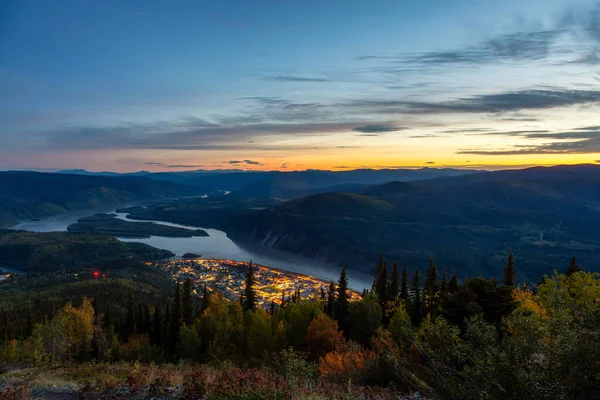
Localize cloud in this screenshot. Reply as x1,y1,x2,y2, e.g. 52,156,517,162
333,166,348,169
458,128,600,155
349,89,600,114
228,159,262,166
352,124,407,133
263,75,331,82
426,161,435,164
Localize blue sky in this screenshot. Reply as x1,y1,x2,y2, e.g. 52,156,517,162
1,0,600,171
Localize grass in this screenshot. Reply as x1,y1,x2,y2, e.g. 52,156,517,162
0,363,396,399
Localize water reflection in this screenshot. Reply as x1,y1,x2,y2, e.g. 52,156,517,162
11,211,373,290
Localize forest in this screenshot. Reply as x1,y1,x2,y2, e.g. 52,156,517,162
0,253,598,399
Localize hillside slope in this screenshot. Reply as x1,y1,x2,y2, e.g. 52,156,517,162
227,165,600,281
0,171,201,226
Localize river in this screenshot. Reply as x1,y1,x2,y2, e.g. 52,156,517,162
13,211,373,290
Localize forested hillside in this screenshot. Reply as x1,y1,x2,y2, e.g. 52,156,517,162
0,171,201,227
0,230,174,272
1,253,598,399
227,165,600,281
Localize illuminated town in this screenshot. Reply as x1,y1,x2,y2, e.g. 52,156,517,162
146,258,361,307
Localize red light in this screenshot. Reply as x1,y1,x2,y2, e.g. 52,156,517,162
93,271,100,277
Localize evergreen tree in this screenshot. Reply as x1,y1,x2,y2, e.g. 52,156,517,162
152,302,164,346
144,306,152,338
400,265,409,303
439,269,449,305
136,303,145,334
167,283,183,354
423,259,440,314
163,303,171,345
183,277,194,326
373,253,389,305
269,300,276,315
104,305,112,328
125,289,135,340
326,281,336,317
566,257,582,277
200,286,210,313
410,268,423,326
244,261,257,312
389,261,401,300
280,290,287,309
503,250,516,287
449,270,459,294
335,269,350,333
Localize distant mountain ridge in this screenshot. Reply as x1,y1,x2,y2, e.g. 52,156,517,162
227,164,600,281
0,171,202,227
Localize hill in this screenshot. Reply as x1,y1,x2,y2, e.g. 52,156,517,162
0,171,201,227
227,165,600,281
0,229,174,272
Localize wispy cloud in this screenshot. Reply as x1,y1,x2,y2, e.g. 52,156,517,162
228,159,263,166
459,127,600,155
352,124,407,133
263,75,331,82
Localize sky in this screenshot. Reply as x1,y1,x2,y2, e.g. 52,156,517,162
1,0,600,172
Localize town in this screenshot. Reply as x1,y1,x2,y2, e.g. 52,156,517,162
146,258,361,307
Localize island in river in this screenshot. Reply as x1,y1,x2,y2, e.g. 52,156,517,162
67,213,209,238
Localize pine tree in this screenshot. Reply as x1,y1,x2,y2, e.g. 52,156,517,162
410,268,423,326
566,256,581,277
503,250,516,287
373,253,389,305
144,306,152,338
136,303,145,334
167,283,183,354
389,261,401,300
280,290,287,309
163,303,171,345
335,269,350,333
125,289,135,340
152,302,164,346
449,270,459,293
183,277,194,326
423,259,439,314
104,305,112,328
269,300,276,315
200,286,210,313
244,261,257,312
326,281,336,317
400,265,409,303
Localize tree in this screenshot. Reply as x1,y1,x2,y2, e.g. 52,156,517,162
125,289,135,340
335,269,350,334
183,277,194,326
326,281,336,318
388,303,413,351
423,259,440,314
152,302,164,346
306,314,345,359
400,265,409,303
503,250,516,287
347,294,383,346
167,283,183,354
389,261,401,300
243,261,257,312
566,257,581,277
448,270,459,294
410,268,423,325
200,286,210,313
373,253,389,306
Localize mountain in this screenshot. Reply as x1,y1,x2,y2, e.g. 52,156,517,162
227,165,600,281
0,171,202,227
